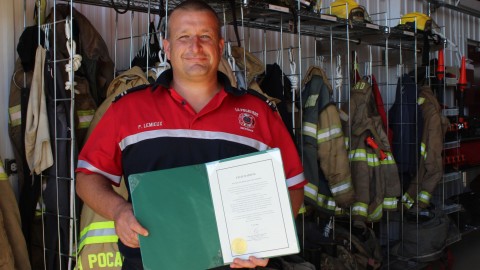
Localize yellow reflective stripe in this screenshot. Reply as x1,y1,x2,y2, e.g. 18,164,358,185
304,183,318,201
352,202,368,217
9,105,21,127
418,97,425,105
303,122,317,139
77,109,95,129
418,191,432,205
78,235,119,252
420,143,427,160
298,205,307,214
383,197,398,209
317,194,337,211
78,221,118,252
380,152,397,165
304,94,318,108
335,207,345,216
80,221,115,239
317,125,343,143
0,160,7,180
330,178,353,195
402,193,414,209
366,153,380,166
368,204,383,222
344,137,349,149
349,149,367,161
350,149,393,167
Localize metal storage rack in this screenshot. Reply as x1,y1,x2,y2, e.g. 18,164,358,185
26,1,462,269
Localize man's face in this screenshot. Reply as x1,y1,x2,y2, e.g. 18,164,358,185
164,9,224,82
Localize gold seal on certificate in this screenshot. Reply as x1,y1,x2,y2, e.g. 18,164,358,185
231,238,248,254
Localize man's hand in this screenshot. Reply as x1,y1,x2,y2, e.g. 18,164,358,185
230,256,269,269
112,202,149,248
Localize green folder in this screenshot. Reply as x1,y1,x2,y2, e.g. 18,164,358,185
128,149,299,270
129,163,223,270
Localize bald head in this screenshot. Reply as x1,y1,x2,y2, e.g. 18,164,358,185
166,0,221,39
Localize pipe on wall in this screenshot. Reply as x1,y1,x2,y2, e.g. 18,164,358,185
426,0,480,18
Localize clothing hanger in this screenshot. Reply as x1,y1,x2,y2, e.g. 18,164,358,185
287,47,299,114
316,55,325,70
335,54,343,94
150,31,170,79
41,23,50,51
287,47,298,94
276,49,281,65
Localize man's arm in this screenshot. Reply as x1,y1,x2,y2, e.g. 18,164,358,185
76,172,148,247
289,188,304,218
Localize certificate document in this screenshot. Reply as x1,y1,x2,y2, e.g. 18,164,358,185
129,148,299,269
207,148,299,263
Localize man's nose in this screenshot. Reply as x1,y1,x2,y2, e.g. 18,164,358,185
191,36,202,51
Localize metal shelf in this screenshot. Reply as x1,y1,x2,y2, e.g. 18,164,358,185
443,107,459,117
442,171,463,184
440,203,462,214
67,0,444,51
444,140,460,149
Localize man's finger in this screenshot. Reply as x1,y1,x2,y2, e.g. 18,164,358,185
130,220,149,237
230,257,269,268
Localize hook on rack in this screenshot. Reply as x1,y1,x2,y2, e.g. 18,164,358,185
335,54,343,93
65,16,71,41
288,47,296,75
43,24,50,51
226,41,236,71
276,49,281,65
316,55,326,70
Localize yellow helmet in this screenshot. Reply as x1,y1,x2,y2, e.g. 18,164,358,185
399,12,438,31
329,0,372,23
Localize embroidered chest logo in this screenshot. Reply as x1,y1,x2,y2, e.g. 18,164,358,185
238,113,256,131
235,107,259,132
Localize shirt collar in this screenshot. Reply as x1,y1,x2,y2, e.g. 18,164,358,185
153,69,245,96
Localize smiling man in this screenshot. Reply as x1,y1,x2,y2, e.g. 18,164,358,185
76,1,307,269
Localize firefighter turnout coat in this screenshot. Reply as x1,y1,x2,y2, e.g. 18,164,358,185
302,66,355,215
76,66,149,270
0,159,31,270
402,86,450,209
343,79,401,222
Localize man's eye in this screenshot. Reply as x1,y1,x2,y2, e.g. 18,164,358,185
179,35,189,40
200,35,212,40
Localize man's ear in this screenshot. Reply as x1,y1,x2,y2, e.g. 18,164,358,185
218,38,225,55
163,39,171,60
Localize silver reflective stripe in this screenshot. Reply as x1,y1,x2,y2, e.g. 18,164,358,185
418,191,431,203
349,149,367,160
383,198,398,208
304,184,318,196
303,122,317,139
120,129,269,152
330,181,352,195
317,126,342,142
77,160,122,184
79,228,117,245
352,204,368,216
287,172,305,188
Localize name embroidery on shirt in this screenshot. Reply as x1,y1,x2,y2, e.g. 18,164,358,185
138,121,163,129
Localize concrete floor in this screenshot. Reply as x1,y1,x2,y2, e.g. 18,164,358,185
450,229,480,270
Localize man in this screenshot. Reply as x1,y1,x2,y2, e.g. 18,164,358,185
76,0,307,269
